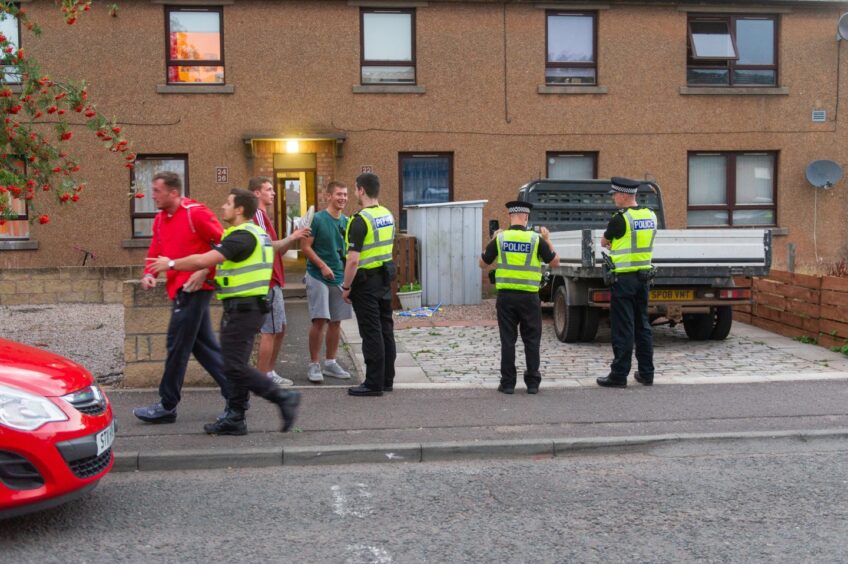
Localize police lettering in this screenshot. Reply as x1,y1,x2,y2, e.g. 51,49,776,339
632,219,656,230
374,216,394,228
502,241,532,254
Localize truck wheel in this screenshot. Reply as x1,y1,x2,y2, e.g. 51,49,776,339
579,307,599,342
710,306,733,340
683,313,713,340
553,285,582,343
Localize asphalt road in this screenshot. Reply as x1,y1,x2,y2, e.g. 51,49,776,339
4,436,847,562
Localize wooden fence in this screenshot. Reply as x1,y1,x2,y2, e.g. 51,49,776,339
391,234,418,310
733,271,848,348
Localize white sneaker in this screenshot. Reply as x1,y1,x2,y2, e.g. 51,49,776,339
267,370,294,387
307,363,324,383
322,360,351,379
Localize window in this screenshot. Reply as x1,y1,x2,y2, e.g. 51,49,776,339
0,9,20,84
547,152,597,179
687,152,776,227
131,155,188,238
166,7,224,84
0,194,28,240
546,11,596,86
361,8,415,85
398,152,453,230
687,15,777,87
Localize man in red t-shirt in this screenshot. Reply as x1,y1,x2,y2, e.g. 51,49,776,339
248,177,308,386
133,171,232,424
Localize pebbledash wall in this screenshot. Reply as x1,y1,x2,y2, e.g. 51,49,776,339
1,0,848,274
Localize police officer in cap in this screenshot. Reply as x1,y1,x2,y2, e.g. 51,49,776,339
480,201,559,394
597,177,658,388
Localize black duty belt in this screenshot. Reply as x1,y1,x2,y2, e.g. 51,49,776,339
222,296,265,312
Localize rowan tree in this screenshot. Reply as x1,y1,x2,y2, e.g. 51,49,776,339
0,0,135,227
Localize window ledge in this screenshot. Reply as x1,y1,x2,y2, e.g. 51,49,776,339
122,239,151,249
769,227,789,237
0,240,38,251
156,84,235,95
353,85,425,94
538,85,608,95
679,86,788,96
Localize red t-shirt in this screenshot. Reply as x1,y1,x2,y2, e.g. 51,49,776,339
143,198,224,300
253,208,285,288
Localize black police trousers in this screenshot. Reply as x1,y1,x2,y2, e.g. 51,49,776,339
350,271,396,392
219,301,276,414
609,272,654,380
496,291,542,389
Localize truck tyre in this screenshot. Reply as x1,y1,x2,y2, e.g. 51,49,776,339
553,285,582,343
683,313,713,340
710,306,733,340
580,307,600,342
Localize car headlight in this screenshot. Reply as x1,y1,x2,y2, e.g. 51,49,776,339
0,384,68,431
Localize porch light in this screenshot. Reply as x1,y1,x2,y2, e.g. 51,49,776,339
286,140,300,154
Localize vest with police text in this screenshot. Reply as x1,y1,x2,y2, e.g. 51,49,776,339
215,222,273,300
609,207,657,273
346,205,395,270
495,229,542,292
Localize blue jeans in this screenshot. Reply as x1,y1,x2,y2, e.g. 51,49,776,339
159,290,230,410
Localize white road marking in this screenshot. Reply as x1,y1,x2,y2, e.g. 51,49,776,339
345,544,393,564
331,484,372,518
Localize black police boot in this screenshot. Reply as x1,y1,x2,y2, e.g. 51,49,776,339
265,388,301,432
204,410,247,436
634,371,654,386
596,374,627,388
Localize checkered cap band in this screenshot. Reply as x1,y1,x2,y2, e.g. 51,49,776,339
508,204,532,214
610,182,638,194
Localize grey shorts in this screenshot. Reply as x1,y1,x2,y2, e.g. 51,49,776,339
260,286,286,334
305,274,353,322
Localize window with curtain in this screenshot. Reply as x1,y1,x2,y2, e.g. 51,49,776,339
399,153,453,230
361,8,415,85
0,195,28,240
131,155,188,238
688,152,776,227
166,7,224,84
547,152,597,179
687,14,777,87
546,11,596,85
0,9,20,83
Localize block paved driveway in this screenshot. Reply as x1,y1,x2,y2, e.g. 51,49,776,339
344,317,848,388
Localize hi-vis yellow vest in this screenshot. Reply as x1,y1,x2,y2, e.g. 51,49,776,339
609,207,657,273
495,229,542,292
346,205,395,270
215,222,273,300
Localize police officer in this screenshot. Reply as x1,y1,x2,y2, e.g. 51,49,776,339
150,188,306,434
480,201,560,394
341,172,397,397
597,177,658,388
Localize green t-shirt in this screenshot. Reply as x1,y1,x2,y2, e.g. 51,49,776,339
306,210,348,286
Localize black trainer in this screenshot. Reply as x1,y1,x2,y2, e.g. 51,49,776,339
203,415,247,436
347,384,383,397
497,384,515,395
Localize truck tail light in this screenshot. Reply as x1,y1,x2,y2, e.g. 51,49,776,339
591,290,611,303
719,289,752,299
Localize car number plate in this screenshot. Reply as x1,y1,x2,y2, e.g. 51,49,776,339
96,421,115,456
649,289,694,301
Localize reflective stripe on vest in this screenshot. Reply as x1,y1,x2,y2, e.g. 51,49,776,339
215,222,274,299
346,205,395,270
495,229,542,292
609,208,657,273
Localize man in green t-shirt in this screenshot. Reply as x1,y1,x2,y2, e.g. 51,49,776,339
301,180,354,383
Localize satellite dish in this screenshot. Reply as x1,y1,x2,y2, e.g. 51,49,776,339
805,160,844,189
838,13,848,40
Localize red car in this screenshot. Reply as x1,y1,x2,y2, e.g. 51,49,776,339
0,338,114,519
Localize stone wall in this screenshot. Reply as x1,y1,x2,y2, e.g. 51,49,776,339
0,266,143,305
122,281,223,388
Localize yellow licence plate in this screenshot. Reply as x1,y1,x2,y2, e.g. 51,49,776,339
650,289,694,301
